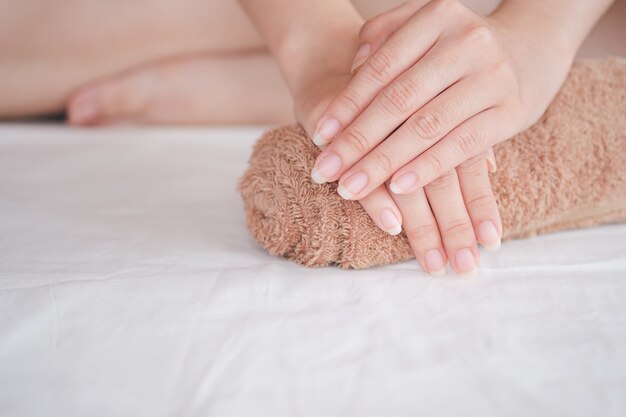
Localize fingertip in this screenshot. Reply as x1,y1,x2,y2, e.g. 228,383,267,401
379,207,402,235
337,185,355,200
313,118,340,147
483,240,501,252
458,268,478,279
454,247,479,279
310,167,328,185
429,267,447,277
68,91,99,126
387,224,403,236
389,182,402,194
389,172,418,194
424,249,447,277
478,220,501,252
312,133,327,147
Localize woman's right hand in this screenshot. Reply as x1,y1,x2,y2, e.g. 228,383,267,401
293,48,502,278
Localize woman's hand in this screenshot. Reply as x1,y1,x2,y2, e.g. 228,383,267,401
309,0,575,199
292,27,502,278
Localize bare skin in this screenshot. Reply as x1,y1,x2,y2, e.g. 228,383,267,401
1,0,623,276
236,0,622,277
0,0,406,120
0,0,263,117
0,0,623,122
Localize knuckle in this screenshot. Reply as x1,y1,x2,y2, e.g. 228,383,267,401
490,58,510,76
408,110,445,141
337,89,362,115
459,153,486,173
365,51,396,82
371,150,395,173
490,59,518,88
464,191,496,214
405,222,440,242
380,80,417,115
462,24,493,45
441,219,474,239
455,130,481,155
426,169,455,191
343,128,370,154
425,153,445,179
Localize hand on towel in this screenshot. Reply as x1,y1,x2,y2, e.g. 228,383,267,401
240,54,626,272
292,29,501,277
309,0,574,200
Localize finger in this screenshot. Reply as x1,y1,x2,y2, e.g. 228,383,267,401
311,35,477,187
336,72,500,200
424,170,480,278
312,0,449,146
352,0,427,72
358,184,403,236
456,154,502,251
68,72,154,126
390,106,511,193
392,186,448,276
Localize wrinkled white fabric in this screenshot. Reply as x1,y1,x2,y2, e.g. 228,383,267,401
0,124,625,417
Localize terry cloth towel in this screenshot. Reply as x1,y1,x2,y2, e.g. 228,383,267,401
239,57,626,269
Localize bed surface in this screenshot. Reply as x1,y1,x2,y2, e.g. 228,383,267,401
1,124,625,416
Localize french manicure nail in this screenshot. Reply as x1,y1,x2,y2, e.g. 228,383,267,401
456,248,477,278
389,172,418,194
479,221,501,251
311,152,342,184
337,171,368,200
313,118,340,146
351,43,371,73
425,249,446,276
380,208,402,236
311,167,326,184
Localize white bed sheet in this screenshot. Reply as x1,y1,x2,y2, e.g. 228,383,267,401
0,123,625,417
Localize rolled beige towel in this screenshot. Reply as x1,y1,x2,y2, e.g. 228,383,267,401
239,58,626,269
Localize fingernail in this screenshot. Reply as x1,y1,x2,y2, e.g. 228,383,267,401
337,171,368,200
425,249,446,276
389,172,418,194
313,118,341,146
380,208,402,236
455,248,477,278
70,93,98,125
486,148,497,173
311,152,342,184
479,221,501,252
351,43,371,73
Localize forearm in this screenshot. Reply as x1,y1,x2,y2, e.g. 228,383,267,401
492,0,615,60
237,0,363,93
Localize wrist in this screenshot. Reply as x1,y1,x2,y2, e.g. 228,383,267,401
486,6,578,128
488,3,579,66
276,17,363,95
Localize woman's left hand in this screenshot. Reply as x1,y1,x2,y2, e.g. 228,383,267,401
309,0,572,199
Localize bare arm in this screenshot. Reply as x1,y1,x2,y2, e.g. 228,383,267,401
236,0,363,93
493,0,616,59
484,0,617,119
